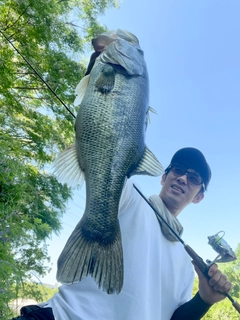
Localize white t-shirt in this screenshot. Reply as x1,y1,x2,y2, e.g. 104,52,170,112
45,180,194,320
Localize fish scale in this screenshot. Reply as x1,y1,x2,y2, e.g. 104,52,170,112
54,29,164,294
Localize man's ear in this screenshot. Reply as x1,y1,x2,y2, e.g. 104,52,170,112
192,192,204,204
161,173,167,186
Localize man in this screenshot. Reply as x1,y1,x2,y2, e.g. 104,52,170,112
14,147,232,320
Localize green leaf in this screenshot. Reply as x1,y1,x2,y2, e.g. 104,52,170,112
0,0,118,316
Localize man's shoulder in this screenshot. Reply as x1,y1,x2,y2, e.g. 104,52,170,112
119,179,144,212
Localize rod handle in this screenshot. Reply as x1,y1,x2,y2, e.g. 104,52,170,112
226,293,240,313
184,244,209,275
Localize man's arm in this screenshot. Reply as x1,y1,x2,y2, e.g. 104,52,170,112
170,291,211,320
171,263,232,320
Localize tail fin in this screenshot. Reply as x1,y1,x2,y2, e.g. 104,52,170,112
57,221,124,294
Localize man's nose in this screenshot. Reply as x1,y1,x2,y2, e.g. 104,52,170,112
177,174,188,184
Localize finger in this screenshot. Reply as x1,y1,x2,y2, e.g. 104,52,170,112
208,269,222,286
213,276,232,293
208,267,232,293
208,263,218,277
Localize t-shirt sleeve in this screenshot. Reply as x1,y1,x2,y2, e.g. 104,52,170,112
170,292,211,320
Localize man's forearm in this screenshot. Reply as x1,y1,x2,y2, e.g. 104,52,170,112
170,292,211,320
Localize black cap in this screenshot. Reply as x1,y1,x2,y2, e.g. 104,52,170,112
166,147,212,190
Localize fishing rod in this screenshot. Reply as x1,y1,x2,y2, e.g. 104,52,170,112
0,29,76,119
133,184,240,314
2,24,239,311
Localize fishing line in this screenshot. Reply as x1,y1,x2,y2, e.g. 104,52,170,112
180,209,209,238
0,29,76,119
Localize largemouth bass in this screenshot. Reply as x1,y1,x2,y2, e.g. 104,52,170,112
54,29,163,294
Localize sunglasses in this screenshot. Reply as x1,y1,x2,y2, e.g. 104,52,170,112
167,163,205,191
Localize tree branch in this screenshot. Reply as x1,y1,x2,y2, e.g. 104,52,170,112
3,1,34,32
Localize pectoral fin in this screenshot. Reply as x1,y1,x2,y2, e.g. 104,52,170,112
95,64,115,93
129,146,164,177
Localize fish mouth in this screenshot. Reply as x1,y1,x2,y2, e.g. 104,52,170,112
171,184,184,193
92,29,140,53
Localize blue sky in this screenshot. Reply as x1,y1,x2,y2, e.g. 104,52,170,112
42,0,240,284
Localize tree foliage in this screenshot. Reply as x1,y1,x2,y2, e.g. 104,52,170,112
9,282,58,317
193,243,240,319
0,0,118,317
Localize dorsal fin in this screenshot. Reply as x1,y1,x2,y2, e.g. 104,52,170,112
129,146,164,177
